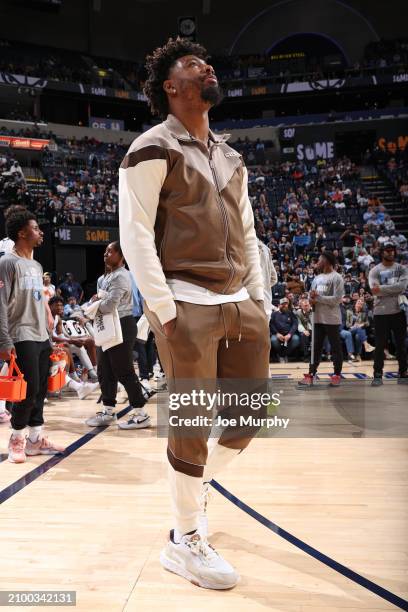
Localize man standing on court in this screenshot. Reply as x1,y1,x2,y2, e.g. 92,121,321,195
299,251,344,386
119,38,270,589
0,207,66,463
369,242,408,386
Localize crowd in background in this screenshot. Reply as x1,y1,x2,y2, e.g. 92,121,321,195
1,37,407,93
1,120,407,364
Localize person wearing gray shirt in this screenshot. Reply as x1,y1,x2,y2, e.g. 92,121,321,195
0,207,65,463
299,251,344,386
85,241,149,429
257,238,277,320
368,242,408,385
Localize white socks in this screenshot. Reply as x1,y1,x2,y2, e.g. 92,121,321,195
103,405,114,415
28,426,42,443
66,375,82,392
11,426,43,442
168,466,203,536
11,428,26,439
203,441,241,483
170,441,242,541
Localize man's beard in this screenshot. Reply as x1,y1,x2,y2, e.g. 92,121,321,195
201,84,224,107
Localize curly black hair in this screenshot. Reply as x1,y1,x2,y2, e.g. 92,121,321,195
5,206,36,242
48,296,64,308
144,37,208,118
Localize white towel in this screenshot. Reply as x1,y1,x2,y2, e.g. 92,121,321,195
136,314,150,343
83,299,123,351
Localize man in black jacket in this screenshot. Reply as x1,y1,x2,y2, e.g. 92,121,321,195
270,298,300,362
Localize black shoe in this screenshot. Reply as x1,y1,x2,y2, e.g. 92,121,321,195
371,377,383,387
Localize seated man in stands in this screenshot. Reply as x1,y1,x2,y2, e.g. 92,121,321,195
295,298,313,362
57,272,84,303
270,298,300,363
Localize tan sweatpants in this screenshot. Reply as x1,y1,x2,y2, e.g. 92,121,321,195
144,298,270,535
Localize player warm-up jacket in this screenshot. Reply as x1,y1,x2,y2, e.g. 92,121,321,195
119,113,263,326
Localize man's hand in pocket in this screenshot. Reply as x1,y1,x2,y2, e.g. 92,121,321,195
163,317,177,337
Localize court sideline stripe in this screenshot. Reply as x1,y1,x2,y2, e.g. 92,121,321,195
211,479,408,611
0,405,133,505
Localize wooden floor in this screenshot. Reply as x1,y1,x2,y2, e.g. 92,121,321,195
0,360,407,612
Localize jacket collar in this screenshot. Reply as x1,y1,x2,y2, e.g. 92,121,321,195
164,113,230,144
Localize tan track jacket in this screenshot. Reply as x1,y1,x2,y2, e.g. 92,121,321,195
119,114,263,325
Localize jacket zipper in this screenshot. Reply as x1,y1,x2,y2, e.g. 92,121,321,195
209,149,235,293
159,238,164,264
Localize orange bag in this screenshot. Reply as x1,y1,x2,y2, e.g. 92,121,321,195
47,350,67,392
48,369,66,392
0,354,27,402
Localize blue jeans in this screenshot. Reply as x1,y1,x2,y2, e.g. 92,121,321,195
351,327,367,355
340,329,354,355
271,333,300,358
325,329,353,355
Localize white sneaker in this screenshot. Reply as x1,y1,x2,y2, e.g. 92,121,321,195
160,531,239,590
364,341,375,353
85,411,117,427
118,408,151,429
198,482,211,538
140,378,152,389
77,381,100,400
141,383,155,400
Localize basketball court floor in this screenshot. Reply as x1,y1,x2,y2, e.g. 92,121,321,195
0,360,407,612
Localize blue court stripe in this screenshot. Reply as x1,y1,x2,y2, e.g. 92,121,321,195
0,405,133,505
211,479,408,611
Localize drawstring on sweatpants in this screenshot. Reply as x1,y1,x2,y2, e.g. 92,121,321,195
220,303,229,348
220,303,243,349
234,302,242,342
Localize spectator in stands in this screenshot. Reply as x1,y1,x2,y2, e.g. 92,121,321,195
361,225,377,250
43,272,56,301
338,296,355,363
348,259,360,278
377,228,391,245
57,272,84,303
270,298,300,363
295,298,312,362
363,206,377,226
340,225,359,257
348,298,375,361
400,182,408,203
63,295,82,318
383,214,395,233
